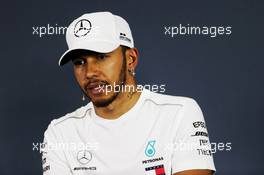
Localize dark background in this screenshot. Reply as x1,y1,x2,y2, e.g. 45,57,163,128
0,0,263,174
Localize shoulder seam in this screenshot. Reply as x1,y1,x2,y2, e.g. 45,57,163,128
145,98,184,107
54,106,92,126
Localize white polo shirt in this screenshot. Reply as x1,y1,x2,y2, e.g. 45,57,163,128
42,89,216,175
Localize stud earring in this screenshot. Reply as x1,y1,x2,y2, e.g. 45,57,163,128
128,68,136,76
82,94,85,101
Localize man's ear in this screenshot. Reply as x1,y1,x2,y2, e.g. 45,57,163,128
126,48,139,69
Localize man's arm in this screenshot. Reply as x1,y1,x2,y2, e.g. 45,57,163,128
42,122,72,175
171,98,216,174
173,169,214,175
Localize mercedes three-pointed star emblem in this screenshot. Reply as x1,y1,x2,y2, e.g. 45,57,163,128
77,150,92,165
74,19,92,37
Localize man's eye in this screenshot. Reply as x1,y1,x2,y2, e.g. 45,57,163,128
72,59,85,65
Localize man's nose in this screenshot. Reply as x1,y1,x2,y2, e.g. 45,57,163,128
85,57,99,78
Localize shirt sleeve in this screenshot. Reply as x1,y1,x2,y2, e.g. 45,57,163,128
171,98,216,174
41,122,72,175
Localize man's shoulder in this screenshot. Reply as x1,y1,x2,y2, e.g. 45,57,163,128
47,102,93,130
145,89,197,107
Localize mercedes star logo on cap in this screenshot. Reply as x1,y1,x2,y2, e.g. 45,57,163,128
74,19,92,37
77,150,92,165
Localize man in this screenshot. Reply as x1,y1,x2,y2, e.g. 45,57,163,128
42,11,216,175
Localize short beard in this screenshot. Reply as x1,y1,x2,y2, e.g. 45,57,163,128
92,48,127,107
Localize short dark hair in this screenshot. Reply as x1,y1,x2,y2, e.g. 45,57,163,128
121,46,130,65
121,46,130,56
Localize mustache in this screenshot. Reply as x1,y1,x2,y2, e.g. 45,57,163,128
85,79,109,90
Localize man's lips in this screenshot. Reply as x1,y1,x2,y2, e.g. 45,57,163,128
85,81,107,95
90,86,104,95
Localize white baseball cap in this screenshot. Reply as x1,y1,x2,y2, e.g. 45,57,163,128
58,11,134,66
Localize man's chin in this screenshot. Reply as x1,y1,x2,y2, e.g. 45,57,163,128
90,93,119,107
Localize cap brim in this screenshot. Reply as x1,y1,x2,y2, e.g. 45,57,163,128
58,41,120,66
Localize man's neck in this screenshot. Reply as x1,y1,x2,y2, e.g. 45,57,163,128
94,85,142,120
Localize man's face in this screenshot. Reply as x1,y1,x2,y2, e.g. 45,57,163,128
72,46,127,107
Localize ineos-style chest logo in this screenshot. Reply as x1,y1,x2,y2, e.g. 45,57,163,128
77,150,92,165
74,19,92,37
